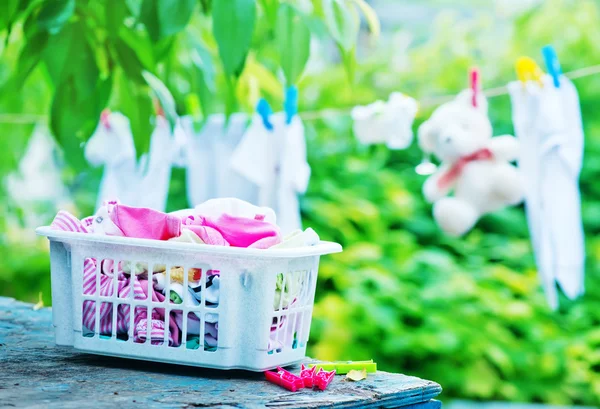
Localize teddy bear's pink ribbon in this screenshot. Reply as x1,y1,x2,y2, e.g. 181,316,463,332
437,148,494,189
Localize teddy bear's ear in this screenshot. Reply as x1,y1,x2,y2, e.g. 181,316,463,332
417,120,437,153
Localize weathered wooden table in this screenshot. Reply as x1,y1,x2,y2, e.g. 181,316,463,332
0,297,442,408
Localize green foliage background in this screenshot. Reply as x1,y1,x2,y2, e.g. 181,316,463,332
1,0,600,405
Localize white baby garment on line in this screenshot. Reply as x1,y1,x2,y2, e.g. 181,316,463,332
508,75,585,310
230,112,310,234
85,112,175,211
351,92,418,149
181,114,258,207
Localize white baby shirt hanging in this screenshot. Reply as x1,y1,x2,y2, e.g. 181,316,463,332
508,74,585,309
351,92,418,149
181,114,258,207
85,112,138,209
85,111,175,211
230,112,310,234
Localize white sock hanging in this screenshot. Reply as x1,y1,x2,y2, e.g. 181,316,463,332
508,74,585,309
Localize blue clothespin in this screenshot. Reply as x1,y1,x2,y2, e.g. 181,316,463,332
256,98,274,131
542,45,562,88
284,85,298,125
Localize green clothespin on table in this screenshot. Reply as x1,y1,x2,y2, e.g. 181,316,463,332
308,360,377,374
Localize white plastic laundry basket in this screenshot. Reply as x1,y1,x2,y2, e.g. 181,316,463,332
36,226,342,371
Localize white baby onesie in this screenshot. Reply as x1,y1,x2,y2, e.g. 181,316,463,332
351,92,418,149
230,112,310,234
509,75,585,309
85,112,175,211
181,114,258,207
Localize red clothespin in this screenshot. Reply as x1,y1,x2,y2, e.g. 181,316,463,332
313,368,335,391
470,67,479,108
100,109,111,130
264,367,305,392
153,98,165,118
300,364,316,388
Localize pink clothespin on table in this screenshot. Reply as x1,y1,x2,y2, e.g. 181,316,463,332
313,368,336,391
300,364,317,388
264,367,305,392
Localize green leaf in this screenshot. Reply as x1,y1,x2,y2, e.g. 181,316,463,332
116,73,154,160
276,4,311,85
51,75,112,169
212,0,256,77
322,0,359,52
199,77,216,116
45,21,105,167
180,33,216,115
119,27,155,69
352,0,380,40
153,36,175,61
126,92,154,160
340,44,356,83
43,22,99,97
106,0,129,38
125,0,142,17
223,75,237,118
157,0,196,37
0,0,20,31
6,30,49,89
114,37,146,83
259,0,278,29
37,0,75,33
187,36,215,92
22,2,41,39
199,0,212,14
142,70,177,131
139,0,160,41
140,0,195,41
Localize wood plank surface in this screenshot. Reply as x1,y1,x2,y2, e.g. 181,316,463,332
0,297,442,409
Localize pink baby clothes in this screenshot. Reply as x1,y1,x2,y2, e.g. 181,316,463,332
81,261,181,346
51,210,90,233
201,213,282,248
182,215,230,246
81,260,130,335
132,278,181,346
109,204,181,240
51,210,181,345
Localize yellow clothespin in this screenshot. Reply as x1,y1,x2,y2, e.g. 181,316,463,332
515,57,544,87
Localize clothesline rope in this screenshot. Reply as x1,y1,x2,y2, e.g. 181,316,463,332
299,63,600,120
1,64,600,125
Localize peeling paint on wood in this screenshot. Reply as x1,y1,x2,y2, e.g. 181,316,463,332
0,297,442,408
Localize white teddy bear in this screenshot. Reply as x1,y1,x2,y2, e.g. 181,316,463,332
418,90,524,236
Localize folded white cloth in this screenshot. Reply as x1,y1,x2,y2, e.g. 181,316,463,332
271,228,320,249
508,75,585,310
